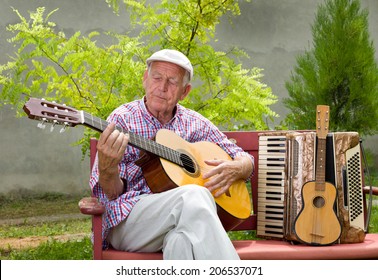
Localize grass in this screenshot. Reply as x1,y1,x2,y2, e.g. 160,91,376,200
0,219,91,238
5,238,93,260
0,190,92,260
0,189,87,220
368,199,378,233
0,190,377,260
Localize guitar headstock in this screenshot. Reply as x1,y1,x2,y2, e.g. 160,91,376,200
316,105,330,139
23,98,83,132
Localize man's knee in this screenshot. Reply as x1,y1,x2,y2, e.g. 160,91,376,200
177,185,217,213
179,184,210,193
178,184,213,200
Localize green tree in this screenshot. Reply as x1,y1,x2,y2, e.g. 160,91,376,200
0,0,277,155
284,0,378,135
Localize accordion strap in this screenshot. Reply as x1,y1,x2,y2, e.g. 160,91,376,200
360,137,373,232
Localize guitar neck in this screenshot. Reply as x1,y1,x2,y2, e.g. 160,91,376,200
315,104,330,191
82,111,183,167
315,138,326,186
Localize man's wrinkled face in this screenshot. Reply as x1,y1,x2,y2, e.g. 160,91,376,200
143,61,191,119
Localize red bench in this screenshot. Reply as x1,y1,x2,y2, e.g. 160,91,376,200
79,131,378,259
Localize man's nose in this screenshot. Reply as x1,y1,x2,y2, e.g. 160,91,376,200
159,79,169,91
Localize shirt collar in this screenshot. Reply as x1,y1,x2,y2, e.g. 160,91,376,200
140,97,181,126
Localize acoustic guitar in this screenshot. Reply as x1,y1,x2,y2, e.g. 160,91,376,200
23,97,251,230
294,105,341,245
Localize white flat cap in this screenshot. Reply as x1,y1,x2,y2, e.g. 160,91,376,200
146,49,193,81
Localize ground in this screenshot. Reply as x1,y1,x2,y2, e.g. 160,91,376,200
0,213,89,253
0,233,87,251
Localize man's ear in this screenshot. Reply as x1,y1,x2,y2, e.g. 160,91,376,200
143,69,148,81
180,83,192,101
142,69,148,88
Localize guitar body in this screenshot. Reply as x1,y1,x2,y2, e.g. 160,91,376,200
294,181,341,245
135,129,251,231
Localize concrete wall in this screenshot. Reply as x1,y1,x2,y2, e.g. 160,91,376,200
0,0,377,194
216,0,378,124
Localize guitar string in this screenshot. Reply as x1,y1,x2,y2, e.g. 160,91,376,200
83,112,220,174
127,130,217,173
313,139,328,243
315,140,322,243
130,134,217,174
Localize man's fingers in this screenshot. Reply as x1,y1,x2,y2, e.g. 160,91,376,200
98,122,116,145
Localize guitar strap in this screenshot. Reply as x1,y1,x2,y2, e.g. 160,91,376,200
360,137,373,232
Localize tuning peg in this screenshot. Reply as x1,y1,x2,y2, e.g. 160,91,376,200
59,122,69,133
37,118,47,129
50,120,58,132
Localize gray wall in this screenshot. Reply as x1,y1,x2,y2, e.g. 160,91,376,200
0,0,377,194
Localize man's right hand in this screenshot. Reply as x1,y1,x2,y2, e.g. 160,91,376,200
96,122,129,200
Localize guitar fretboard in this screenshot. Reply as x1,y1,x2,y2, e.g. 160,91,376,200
82,111,184,167
315,138,326,191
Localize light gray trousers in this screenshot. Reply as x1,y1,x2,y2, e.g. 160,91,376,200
107,184,240,260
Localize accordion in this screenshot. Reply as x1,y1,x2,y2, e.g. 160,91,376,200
257,131,366,244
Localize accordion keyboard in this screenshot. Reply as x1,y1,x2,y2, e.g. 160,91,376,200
257,135,287,239
345,143,364,230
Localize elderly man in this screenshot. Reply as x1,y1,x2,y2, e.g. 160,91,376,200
89,49,254,259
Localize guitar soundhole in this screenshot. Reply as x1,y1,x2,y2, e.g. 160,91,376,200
180,153,196,174
313,196,325,208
